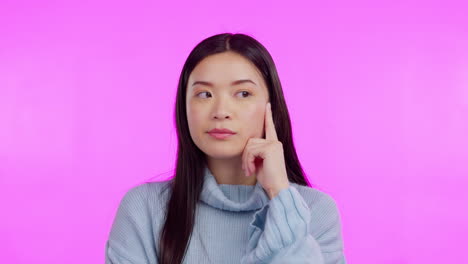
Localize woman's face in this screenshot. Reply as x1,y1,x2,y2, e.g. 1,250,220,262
186,51,270,160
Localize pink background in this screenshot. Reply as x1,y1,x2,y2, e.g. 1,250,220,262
1,0,467,263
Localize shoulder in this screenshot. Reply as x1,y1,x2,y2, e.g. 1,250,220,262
290,183,339,211
145,178,173,208
289,183,344,251
107,181,173,263
116,178,174,217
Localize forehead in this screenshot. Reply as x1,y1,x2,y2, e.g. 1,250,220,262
188,52,266,88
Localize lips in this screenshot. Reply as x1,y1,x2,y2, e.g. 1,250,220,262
207,128,236,140
207,128,236,134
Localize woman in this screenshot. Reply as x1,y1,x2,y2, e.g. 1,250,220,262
105,33,346,264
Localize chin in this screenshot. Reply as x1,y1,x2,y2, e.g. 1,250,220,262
204,149,242,160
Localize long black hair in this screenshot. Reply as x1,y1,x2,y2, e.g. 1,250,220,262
158,32,313,264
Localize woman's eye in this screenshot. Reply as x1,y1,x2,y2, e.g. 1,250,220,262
197,91,212,98
237,91,251,98
197,91,251,98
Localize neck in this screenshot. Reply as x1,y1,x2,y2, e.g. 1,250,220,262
206,155,257,185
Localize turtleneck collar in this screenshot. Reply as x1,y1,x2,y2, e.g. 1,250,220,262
199,165,270,212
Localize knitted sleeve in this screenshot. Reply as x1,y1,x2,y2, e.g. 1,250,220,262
241,185,346,264
105,184,158,264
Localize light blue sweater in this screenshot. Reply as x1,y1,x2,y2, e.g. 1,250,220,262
105,165,346,263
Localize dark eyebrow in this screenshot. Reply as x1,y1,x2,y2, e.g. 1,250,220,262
191,79,257,87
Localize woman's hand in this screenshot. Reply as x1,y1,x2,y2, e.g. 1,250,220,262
242,102,290,199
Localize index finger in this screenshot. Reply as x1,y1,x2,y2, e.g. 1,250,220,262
265,102,278,141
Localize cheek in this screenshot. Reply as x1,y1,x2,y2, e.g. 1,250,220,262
242,106,265,137
187,102,201,121
186,105,203,134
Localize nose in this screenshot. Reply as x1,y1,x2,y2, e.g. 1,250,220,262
213,108,231,119
213,113,230,119
212,96,231,120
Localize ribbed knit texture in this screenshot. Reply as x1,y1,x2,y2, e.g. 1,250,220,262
105,165,346,263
